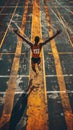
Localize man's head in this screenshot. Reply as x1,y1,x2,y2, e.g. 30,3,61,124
34,36,40,44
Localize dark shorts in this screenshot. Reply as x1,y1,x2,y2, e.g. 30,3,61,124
31,57,41,64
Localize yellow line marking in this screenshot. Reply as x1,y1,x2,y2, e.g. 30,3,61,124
26,0,49,130
55,6,73,47
40,10,48,103
42,48,48,103
44,1,73,130
0,0,29,128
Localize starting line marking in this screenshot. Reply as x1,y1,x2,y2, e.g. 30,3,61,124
0,91,73,95
0,74,72,78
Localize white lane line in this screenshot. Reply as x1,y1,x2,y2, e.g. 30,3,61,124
48,52,73,55
0,91,73,95
46,74,73,77
12,20,30,40
0,75,29,78
55,0,73,14
0,74,72,78
0,91,25,95
55,6,73,47
51,7,73,34
47,91,73,94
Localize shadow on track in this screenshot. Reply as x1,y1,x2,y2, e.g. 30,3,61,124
0,79,34,130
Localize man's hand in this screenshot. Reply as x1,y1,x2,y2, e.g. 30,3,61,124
56,29,61,35
13,29,18,34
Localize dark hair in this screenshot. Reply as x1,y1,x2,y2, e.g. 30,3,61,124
34,36,40,42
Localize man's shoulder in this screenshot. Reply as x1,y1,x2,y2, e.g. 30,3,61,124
39,42,43,47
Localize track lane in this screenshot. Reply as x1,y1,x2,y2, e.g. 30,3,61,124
0,0,29,128
43,0,73,130
26,0,49,130
0,0,20,49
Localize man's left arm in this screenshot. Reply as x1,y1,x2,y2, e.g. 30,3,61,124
40,30,61,46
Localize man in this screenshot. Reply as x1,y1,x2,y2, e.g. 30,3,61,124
14,29,61,74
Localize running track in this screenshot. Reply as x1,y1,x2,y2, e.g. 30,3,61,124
0,0,73,130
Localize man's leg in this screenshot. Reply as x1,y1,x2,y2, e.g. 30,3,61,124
32,62,37,73
37,58,41,71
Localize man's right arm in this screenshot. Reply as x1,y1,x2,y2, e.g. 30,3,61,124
13,29,33,47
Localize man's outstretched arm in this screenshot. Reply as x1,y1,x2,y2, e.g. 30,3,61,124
41,30,61,46
13,29,33,47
